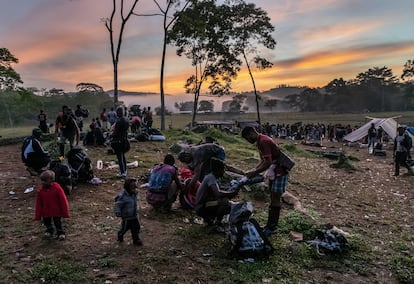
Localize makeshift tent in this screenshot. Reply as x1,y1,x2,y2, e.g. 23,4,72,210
343,117,399,143
406,126,414,136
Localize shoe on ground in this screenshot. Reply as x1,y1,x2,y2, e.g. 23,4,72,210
58,234,66,241
44,232,52,239
133,239,143,246
116,173,127,178
263,226,276,237
118,235,124,242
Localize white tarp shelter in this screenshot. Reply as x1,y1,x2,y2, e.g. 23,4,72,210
343,117,399,143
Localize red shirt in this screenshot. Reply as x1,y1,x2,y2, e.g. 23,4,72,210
257,134,287,176
35,182,70,220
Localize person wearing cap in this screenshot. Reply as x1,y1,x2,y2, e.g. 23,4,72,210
21,128,51,175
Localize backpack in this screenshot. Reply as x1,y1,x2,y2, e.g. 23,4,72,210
49,160,72,195
67,147,94,183
227,202,274,259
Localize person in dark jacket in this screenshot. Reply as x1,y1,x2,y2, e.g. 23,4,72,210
114,178,142,246
393,126,413,176
110,107,130,178
22,128,51,175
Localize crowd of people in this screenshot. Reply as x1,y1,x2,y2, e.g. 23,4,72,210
23,108,412,248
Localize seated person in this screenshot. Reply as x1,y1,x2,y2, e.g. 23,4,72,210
194,158,239,227
22,128,51,174
146,154,182,211
178,143,226,187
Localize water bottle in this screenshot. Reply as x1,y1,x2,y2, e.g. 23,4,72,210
96,160,103,170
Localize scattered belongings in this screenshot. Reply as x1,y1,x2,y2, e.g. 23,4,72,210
306,228,350,255
306,149,343,160
301,141,322,147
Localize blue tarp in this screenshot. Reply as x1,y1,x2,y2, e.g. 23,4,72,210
406,126,414,136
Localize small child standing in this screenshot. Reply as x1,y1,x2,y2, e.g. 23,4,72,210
114,178,142,246
35,170,70,240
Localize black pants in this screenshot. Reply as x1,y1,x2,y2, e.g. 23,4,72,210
118,217,140,242
43,217,64,235
196,200,231,225
395,151,411,176
116,151,127,175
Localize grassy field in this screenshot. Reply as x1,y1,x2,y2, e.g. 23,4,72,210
2,111,413,139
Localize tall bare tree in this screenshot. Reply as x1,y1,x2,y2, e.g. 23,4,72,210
228,1,276,126
104,0,139,105
149,0,190,130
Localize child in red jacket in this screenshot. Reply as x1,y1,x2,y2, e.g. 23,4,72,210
35,170,70,240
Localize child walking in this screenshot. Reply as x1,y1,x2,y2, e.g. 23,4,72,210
114,178,142,246
35,170,70,240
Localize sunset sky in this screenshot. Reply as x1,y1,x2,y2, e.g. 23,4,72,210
1,0,413,95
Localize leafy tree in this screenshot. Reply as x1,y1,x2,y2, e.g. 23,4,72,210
168,0,241,126
76,82,104,94
227,0,275,125
174,101,194,112
198,100,214,112
154,106,172,115
324,78,349,112
103,0,139,105
401,60,414,109
401,59,414,81
0,47,23,90
354,66,398,111
264,99,278,111
228,100,241,113
47,88,65,97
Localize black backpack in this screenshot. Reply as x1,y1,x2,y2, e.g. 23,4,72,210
49,160,72,195
227,202,274,259
67,147,94,183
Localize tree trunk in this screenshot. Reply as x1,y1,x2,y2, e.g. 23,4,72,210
243,51,261,126
159,29,167,131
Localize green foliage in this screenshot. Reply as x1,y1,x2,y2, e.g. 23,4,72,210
0,89,114,127
278,210,319,240
331,153,357,171
31,259,87,283
96,257,117,268
0,47,23,90
390,255,414,284
281,143,316,159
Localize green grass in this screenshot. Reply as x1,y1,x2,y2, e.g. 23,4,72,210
30,259,87,283
390,255,414,284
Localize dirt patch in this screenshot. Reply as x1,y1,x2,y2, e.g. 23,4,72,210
0,140,413,283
